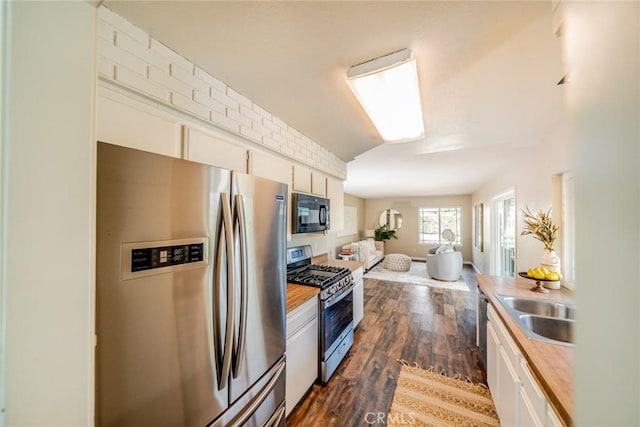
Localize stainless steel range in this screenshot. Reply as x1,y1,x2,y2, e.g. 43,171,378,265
286,245,354,383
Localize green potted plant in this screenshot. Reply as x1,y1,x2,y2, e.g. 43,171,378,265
374,225,397,241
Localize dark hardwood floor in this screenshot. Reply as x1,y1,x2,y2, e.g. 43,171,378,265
286,265,486,426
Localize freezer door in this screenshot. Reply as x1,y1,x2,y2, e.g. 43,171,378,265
96,143,231,426
229,172,287,403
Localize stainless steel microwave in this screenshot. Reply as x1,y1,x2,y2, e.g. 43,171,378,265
292,193,330,233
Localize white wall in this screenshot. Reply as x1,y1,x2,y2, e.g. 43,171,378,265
563,2,640,425
0,2,6,425
471,123,572,274
1,2,96,425
97,6,347,181
364,195,473,261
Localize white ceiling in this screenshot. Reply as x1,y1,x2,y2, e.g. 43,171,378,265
105,1,566,199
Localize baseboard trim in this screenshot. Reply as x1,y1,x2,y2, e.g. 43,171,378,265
464,261,482,274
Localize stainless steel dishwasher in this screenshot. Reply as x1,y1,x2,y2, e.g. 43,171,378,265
477,284,488,369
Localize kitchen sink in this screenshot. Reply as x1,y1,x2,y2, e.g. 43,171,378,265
519,315,574,345
498,295,575,320
496,294,576,346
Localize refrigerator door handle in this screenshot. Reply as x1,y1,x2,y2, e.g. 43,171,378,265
232,194,248,377
214,193,235,391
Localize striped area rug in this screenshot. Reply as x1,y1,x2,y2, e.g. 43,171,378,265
388,364,500,427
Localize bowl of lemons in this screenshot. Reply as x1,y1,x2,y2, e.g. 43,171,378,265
521,267,563,290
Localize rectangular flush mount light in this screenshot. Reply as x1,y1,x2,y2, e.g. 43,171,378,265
346,49,424,143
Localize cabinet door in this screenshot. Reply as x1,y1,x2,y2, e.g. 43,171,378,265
327,176,344,232
311,172,327,196
520,358,547,422
497,345,519,426
546,405,564,427
183,125,248,172
487,320,500,395
97,89,182,158
251,150,292,186
519,388,545,427
251,150,293,241
353,279,364,328
292,165,312,193
285,314,318,415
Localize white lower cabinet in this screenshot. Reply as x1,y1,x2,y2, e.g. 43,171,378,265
546,403,564,427
497,345,519,426
519,387,545,427
487,304,564,427
487,320,499,393
285,296,318,416
352,267,364,328
520,358,547,426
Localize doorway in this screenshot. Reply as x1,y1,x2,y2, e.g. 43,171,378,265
492,190,516,277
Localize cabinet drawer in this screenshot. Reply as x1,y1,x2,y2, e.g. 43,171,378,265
287,296,318,339
488,304,520,372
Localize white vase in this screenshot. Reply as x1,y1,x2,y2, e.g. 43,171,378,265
541,249,561,289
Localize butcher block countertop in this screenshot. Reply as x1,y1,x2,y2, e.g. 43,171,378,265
476,274,575,426
286,255,365,314
286,284,319,314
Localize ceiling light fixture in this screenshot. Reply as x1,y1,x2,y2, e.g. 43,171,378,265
346,49,424,143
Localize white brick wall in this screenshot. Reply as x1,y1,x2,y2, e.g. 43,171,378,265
97,5,346,180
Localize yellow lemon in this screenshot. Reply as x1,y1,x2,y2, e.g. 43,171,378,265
533,268,546,280
545,272,559,281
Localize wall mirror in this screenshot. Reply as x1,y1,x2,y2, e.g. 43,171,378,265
379,209,403,230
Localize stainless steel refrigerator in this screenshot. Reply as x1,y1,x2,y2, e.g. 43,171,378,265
96,142,287,427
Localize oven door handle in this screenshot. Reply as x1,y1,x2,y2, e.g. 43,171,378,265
324,283,355,309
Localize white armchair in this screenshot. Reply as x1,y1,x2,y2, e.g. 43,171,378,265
426,250,463,282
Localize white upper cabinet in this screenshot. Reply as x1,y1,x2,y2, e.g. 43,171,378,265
250,149,292,186
311,172,327,197
182,125,248,172
250,149,293,240
292,164,312,194
97,87,182,158
327,176,344,231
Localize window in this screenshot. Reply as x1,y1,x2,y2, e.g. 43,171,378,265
419,207,462,244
